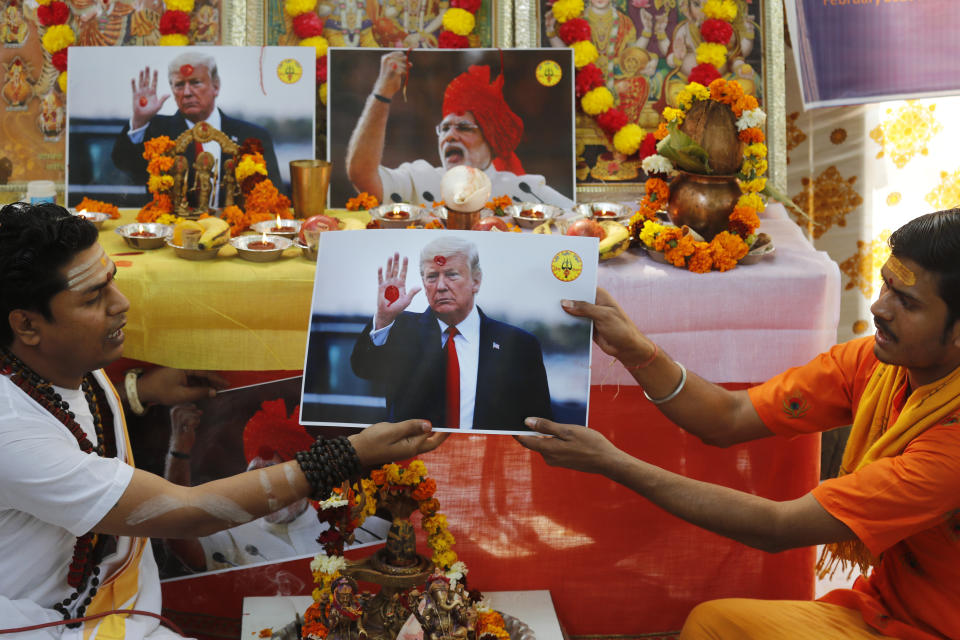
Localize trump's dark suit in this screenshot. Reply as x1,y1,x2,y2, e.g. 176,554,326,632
350,308,552,431
111,109,283,202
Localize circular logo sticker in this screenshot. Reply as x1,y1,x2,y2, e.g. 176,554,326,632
277,59,303,84
536,60,562,87
551,250,583,282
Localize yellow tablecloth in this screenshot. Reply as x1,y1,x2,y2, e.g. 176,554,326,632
104,210,364,371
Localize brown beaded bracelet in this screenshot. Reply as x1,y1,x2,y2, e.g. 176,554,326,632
295,435,362,500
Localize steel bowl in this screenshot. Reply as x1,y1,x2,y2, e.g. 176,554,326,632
369,203,427,229
573,202,634,222
72,210,110,230
505,203,564,228
114,223,172,250
229,234,294,262
250,218,302,238
166,240,222,261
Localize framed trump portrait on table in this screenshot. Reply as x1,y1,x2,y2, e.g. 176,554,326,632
300,229,598,435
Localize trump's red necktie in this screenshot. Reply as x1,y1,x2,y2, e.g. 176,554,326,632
445,326,460,429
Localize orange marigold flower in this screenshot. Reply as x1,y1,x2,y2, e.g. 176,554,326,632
485,195,511,211
645,178,670,204
142,136,174,160
653,226,682,252
76,197,120,219
346,192,379,210
419,498,440,516
137,194,172,222
245,180,291,216
424,219,445,229
147,155,175,175
729,205,760,237
710,231,748,271
732,93,759,117
687,244,714,273
654,121,670,141
412,477,437,501
370,469,386,485
738,127,765,144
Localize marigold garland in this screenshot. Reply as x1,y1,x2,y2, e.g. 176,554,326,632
75,197,120,220
345,192,379,211
158,0,193,45
626,0,768,273
552,0,645,156
37,0,73,93
438,0,481,48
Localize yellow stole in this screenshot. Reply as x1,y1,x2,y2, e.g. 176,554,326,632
816,361,960,578
82,372,148,640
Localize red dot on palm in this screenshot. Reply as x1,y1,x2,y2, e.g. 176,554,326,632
384,285,399,304
139,97,148,107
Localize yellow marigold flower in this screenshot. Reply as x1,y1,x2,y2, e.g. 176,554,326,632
581,86,613,116
571,40,598,68
676,82,709,110
613,123,645,155
57,71,67,94
300,35,328,58
148,174,174,193
737,192,765,213
284,0,316,15
235,154,268,182
154,213,180,225
42,24,74,53
695,42,727,69
662,107,685,123
319,82,327,105
744,142,767,159
423,513,448,534
740,177,766,193
551,0,584,23
703,0,737,22
442,8,475,36
166,0,195,10
638,220,664,247
407,460,428,478
384,463,402,484
159,33,189,46
433,549,458,570
36,0,52,5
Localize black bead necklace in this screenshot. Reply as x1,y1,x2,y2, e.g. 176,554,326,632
0,348,108,627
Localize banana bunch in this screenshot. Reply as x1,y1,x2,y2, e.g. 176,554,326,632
197,217,231,250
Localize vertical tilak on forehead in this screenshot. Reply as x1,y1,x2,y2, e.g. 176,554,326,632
887,255,916,287
65,246,109,291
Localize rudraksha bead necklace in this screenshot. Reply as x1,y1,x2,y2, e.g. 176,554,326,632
0,348,108,627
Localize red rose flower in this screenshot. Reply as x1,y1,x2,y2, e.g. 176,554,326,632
575,63,603,97
37,0,69,26
557,17,590,45
51,49,68,72
438,30,469,48
688,63,721,87
292,11,324,39
451,0,481,13
316,55,327,83
159,10,191,35
639,132,658,160
595,108,628,135
701,18,733,45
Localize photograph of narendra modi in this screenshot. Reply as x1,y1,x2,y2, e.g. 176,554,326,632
328,48,576,210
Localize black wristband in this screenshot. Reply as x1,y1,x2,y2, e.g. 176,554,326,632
168,450,190,459
372,93,391,104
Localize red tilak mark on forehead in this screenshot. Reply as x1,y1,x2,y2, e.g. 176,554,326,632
434,256,446,266
179,64,194,77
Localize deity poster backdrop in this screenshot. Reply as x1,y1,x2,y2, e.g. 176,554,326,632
300,229,597,434
539,0,764,188
326,47,576,208
65,46,315,208
785,0,959,108
141,376,389,582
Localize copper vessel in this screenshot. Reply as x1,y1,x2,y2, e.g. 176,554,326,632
445,210,480,230
666,171,741,241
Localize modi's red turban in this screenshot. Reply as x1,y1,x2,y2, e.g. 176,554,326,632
442,65,525,175
243,399,313,464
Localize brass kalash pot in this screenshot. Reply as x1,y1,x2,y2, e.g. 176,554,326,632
665,100,744,241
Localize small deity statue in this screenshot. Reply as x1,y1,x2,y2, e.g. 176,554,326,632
410,575,474,640
171,155,190,215
221,157,238,208
37,92,65,138
321,576,367,640
190,151,216,212
194,3,219,43
2,58,32,107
